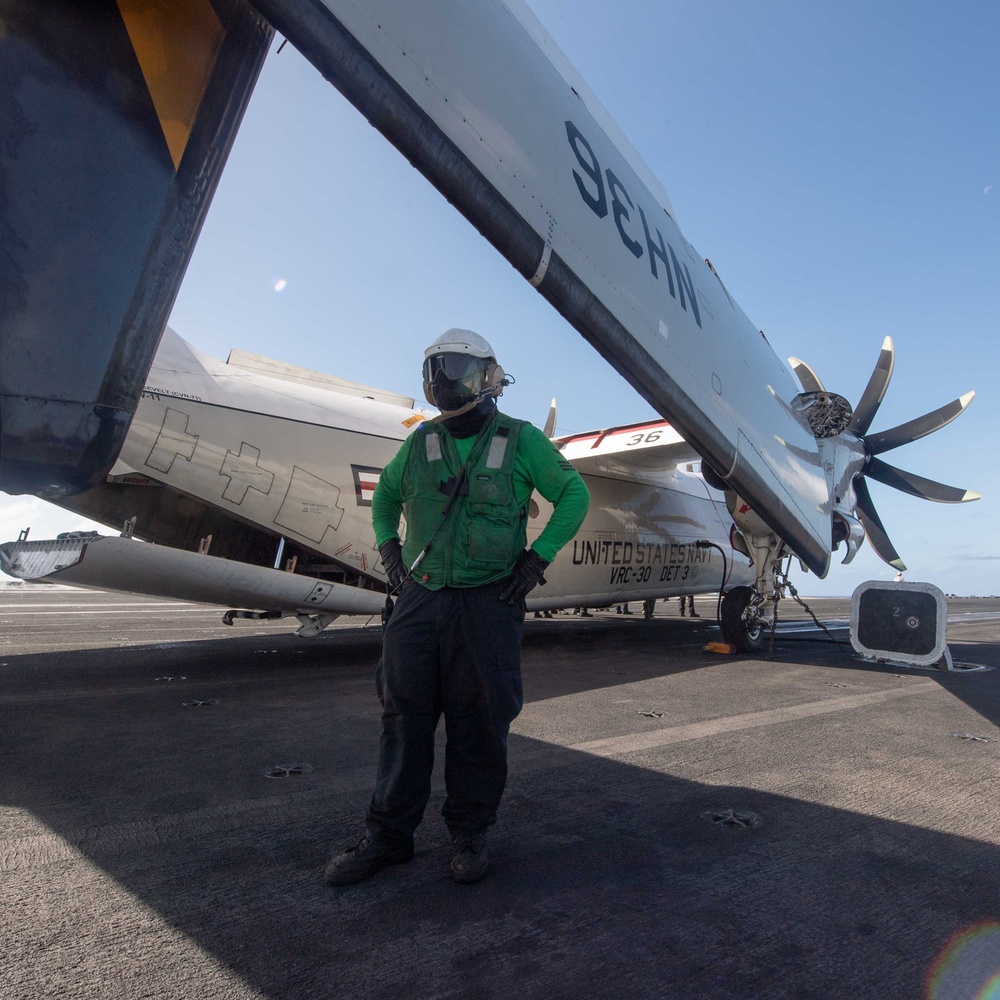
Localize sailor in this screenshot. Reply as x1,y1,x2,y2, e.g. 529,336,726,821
326,329,590,886
679,594,699,617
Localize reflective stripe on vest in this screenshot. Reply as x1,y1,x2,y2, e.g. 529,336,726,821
485,434,508,469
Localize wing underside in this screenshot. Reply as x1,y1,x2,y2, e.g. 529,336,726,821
250,0,833,576
4,0,840,575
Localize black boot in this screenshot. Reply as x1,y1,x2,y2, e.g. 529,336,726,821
325,835,414,886
450,832,489,884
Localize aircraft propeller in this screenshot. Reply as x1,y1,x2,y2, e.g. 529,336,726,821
789,337,979,571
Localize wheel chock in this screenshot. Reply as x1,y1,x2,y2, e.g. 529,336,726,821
705,641,737,654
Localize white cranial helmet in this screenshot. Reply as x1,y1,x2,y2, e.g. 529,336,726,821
423,328,496,362
422,328,506,414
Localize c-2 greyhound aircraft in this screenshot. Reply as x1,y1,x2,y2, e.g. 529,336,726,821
0,326,974,652
0,327,758,639
0,0,979,651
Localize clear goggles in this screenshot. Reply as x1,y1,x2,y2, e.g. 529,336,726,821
423,353,489,383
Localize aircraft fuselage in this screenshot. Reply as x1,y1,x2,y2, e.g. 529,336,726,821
61,330,751,612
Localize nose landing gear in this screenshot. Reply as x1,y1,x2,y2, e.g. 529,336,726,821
720,585,767,653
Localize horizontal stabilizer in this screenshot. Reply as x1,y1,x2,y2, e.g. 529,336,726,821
558,421,699,479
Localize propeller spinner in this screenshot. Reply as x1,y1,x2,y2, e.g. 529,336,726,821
789,337,980,571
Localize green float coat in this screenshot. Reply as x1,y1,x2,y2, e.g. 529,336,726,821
373,413,589,590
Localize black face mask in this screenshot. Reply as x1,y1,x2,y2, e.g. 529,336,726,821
424,352,492,414
430,371,474,413
441,398,497,437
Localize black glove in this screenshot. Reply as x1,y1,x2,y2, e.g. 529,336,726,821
498,549,549,605
379,539,406,591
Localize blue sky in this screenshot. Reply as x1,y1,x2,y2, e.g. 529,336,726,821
2,0,997,595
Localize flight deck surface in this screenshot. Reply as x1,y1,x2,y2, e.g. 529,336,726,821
3,588,999,999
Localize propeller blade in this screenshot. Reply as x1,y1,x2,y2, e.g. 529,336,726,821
866,391,975,455
865,457,982,503
788,357,825,393
849,336,894,435
542,398,557,438
854,478,906,571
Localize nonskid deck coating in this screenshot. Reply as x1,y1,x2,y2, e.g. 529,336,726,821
2,590,999,999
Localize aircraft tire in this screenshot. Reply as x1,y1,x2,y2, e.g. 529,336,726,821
721,586,765,654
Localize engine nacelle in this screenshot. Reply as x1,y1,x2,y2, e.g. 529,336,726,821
725,491,776,538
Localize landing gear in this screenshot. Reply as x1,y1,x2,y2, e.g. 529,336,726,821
720,586,765,653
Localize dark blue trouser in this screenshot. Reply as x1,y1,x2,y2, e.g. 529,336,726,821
365,579,525,842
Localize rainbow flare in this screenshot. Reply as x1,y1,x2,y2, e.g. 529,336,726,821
926,922,1000,999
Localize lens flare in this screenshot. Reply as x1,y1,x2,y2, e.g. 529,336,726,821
273,278,287,292
926,922,1000,999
